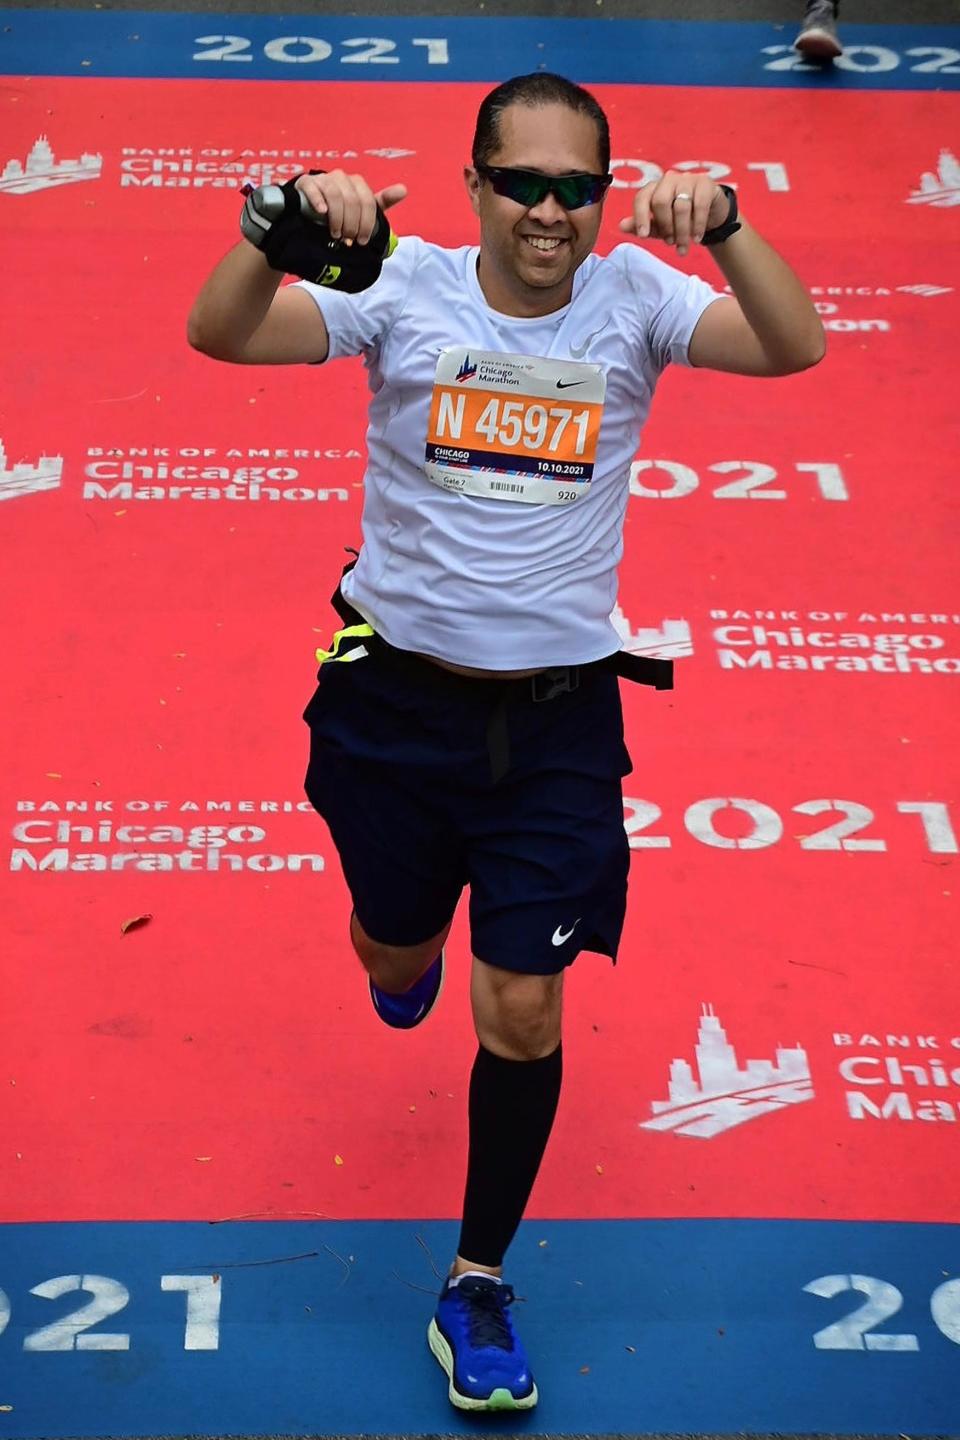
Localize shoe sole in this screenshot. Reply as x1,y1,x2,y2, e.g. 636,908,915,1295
370,950,445,1030
427,1319,539,1412
795,27,843,59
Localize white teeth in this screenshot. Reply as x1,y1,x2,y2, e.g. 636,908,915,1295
525,236,564,251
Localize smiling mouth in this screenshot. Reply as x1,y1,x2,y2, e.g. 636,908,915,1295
523,236,567,253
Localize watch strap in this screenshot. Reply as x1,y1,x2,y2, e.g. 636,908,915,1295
701,184,742,247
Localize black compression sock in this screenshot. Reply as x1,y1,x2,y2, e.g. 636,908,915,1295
457,1043,563,1269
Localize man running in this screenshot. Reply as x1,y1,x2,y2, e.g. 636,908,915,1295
188,72,824,1413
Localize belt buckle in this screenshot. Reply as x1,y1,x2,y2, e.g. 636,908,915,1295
531,666,579,702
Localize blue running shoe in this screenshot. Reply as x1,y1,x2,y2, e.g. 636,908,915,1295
369,951,444,1029
427,1274,538,1411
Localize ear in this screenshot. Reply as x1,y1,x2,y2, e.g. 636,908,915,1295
463,165,482,216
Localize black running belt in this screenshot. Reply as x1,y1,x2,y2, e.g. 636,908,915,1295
329,562,674,695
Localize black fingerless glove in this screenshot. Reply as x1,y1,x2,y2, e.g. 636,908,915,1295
240,171,397,291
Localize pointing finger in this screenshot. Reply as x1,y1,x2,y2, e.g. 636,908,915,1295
634,182,655,238
375,183,408,212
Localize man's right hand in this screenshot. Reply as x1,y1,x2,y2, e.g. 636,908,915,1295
188,171,407,366
295,170,408,246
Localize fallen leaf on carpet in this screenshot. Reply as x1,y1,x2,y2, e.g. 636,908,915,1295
120,913,153,935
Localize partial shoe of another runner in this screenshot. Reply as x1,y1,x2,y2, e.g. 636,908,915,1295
794,0,844,60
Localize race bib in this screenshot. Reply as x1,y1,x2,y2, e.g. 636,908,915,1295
424,347,605,505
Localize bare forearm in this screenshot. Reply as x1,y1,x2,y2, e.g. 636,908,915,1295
708,220,825,371
187,241,283,358
622,172,825,376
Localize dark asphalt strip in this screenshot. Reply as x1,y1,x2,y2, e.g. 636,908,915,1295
9,0,960,23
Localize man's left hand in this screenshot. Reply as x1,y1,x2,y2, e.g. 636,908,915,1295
618,172,731,257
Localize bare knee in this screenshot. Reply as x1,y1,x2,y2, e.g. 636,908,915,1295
350,911,450,993
470,959,563,1060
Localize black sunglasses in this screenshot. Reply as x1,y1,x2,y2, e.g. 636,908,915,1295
476,164,612,211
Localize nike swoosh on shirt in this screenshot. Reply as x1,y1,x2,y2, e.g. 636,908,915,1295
569,314,612,359
556,378,587,389
552,920,580,946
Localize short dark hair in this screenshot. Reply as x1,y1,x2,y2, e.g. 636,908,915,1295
472,73,610,174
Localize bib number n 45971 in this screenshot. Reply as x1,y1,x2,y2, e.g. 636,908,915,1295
424,347,605,505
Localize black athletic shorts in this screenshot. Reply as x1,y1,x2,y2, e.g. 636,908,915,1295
302,637,633,976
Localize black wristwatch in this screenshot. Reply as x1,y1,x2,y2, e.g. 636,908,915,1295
701,184,742,246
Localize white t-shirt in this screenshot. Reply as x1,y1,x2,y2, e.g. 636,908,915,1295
296,236,722,669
